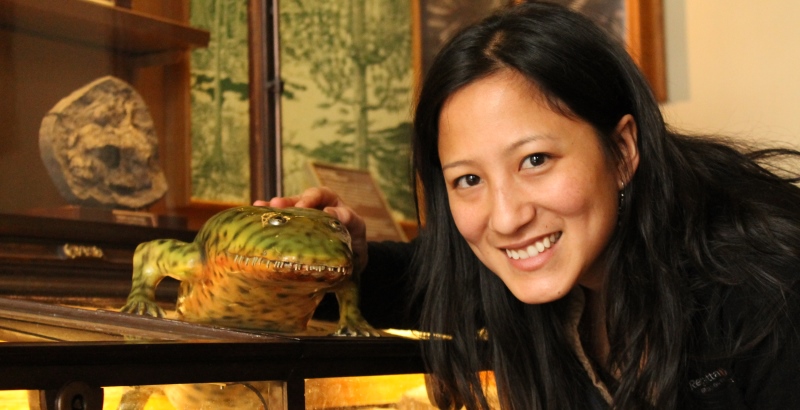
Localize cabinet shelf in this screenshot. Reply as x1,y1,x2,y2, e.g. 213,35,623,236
0,0,209,55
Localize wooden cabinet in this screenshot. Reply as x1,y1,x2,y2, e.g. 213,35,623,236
0,297,427,410
0,0,208,222
0,0,209,303
0,0,208,55
0,4,432,409
0,5,427,410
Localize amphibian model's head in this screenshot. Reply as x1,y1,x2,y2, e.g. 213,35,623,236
202,206,354,283
121,206,377,336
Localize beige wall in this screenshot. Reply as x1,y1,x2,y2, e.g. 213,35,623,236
659,0,800,149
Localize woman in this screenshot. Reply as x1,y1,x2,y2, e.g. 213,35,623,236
268,2,800,408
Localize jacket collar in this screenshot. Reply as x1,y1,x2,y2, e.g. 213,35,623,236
563,287,614,405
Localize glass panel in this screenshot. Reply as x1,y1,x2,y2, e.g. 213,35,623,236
0,381,286,410
109,382,286,410
189,0,251,203
278,1,417,223
0,0,219,230
305,374,428,409
0,297,281,343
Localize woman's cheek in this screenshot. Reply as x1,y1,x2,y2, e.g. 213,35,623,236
449,199,483,242
540,178,587,215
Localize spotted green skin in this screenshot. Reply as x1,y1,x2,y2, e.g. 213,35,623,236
121,206,377,336
119,207,378,410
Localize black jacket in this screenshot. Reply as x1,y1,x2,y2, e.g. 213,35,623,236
322,239,800,409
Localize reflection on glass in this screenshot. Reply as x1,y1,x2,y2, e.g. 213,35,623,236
306,374,428,409
0,375,444,409
118,382,285,410
0,297,278,343
0,383,284,410
1,1,209,226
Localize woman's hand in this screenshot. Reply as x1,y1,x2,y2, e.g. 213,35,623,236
255,187,369,275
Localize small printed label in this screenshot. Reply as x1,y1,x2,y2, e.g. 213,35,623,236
689,368,733,395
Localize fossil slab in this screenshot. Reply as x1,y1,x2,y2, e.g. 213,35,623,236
39,76,168,210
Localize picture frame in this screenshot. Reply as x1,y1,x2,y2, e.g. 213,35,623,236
412,0,666,101
412,0,514,84
624,0,667,101
534,0,667,101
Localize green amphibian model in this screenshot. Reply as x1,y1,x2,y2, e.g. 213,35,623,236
118,206,378,410
120,205,378,336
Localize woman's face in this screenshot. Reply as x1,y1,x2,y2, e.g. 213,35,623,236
438,70,638,304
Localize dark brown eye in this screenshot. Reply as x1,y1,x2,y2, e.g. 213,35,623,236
522,153,548,169
455,174,481,188
329,219,344,232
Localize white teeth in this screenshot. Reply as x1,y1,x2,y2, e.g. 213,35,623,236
505,232,561,260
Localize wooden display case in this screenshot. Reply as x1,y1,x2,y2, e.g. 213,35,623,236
0,0,209,221
0,3,432,409
0,0,209,304
0,297,428,410
0,207,432,410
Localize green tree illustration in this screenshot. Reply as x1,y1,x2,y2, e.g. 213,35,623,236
369,122,415,218
280,0,415,219
190,0,250,203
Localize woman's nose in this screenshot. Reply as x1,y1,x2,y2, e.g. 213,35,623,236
488,185,535,235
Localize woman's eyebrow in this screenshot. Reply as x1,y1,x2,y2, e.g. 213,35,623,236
503,134,551,157
441,158,473,172
440,134,552,172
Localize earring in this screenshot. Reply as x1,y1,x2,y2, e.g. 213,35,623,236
617,186,626,228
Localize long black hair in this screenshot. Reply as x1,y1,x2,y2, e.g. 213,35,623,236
411,2,800,409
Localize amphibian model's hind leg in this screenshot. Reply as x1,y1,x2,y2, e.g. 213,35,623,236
120,239,201,318
332,280,380,337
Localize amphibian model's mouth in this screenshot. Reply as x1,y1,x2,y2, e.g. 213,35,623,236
504,232,562,260
230,253,351,277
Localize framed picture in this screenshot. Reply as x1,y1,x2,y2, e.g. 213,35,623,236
413,0,666,101
622,0,667,101
412,0,514,82
530,0,666,101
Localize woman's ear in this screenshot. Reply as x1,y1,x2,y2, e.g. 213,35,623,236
614,114,639,187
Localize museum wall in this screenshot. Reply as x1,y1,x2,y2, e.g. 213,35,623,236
660,0,800,149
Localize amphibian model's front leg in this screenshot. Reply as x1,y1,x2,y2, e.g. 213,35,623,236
120,239,201,318
333,280,380,337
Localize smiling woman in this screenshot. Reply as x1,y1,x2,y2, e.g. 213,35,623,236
269,2,800,409
437,70,634,305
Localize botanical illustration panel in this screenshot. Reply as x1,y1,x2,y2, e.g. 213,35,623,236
190,0,251,203
279,0,416,221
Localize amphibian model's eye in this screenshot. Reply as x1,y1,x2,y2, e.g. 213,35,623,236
329,219,343,232
268,215,289,226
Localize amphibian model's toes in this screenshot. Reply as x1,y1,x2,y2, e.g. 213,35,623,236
121,301,165,318
332,325,381,337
